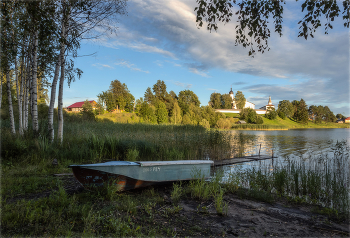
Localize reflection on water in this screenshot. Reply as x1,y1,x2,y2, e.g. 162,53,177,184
219,128,350,180
230,128,350,158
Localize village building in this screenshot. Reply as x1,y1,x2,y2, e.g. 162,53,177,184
229,88,255,109
65,100,97,112
215,89,272,115
259,96,275,110
345,117,350,123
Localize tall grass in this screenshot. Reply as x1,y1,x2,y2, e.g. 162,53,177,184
231,124,287,130
1,119,235,165
226,141,349,215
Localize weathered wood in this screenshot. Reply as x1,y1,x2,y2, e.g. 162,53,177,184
213,155,276,166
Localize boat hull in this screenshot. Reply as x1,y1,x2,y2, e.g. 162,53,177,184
69,160,213,191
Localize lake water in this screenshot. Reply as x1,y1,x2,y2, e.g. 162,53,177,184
230,128,350,158
219,128,350,175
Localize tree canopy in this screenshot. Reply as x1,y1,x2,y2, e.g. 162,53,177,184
194,0,349,56
234,91,246,109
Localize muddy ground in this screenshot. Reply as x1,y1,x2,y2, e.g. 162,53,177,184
8,175,350,237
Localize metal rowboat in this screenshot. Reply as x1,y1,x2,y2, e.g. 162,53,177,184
69,160,213,191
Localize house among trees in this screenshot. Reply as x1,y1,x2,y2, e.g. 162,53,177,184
229,88,255,109
65,100,96,112
215,88,271,115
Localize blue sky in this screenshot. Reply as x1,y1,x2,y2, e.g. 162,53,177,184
62,0,349,115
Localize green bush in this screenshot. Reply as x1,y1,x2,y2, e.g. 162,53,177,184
215,118,231,129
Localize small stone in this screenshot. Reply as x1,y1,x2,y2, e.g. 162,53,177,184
52,158,58,166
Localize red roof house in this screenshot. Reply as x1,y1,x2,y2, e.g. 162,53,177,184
65,100,96,112
345,117,350,123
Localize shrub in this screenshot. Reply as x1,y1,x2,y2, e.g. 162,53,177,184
256,115,264,124
199,119,210,129
265,108,278,120
215,118,231,129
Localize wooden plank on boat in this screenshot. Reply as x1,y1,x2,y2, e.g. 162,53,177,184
213,155,276,166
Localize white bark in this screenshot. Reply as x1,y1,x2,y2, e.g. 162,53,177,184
57,57,65,143
6,72,16,134
57,11,67,143
24,75,29,130
31,30,39,133
15,56,23,135
48,52,62,142
20,58,26,131
0,72,3,109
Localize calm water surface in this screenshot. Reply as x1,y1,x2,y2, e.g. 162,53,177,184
230,128,350,158
219,128,350,174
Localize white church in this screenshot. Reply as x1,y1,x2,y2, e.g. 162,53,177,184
215,88,275,115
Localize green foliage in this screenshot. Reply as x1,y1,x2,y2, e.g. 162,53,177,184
81,100,95,121
215,118,231,129
336,114,345,120
152,80,168,103
278,111,286,119
277,100,294,118
170,101,182,124
126,148,139,161
209,92,222,109
182,114,193,125
221,93,232,109
178,90,200,113
209,92,232,109
144,87,155,104
309,105,337,123
138,102,157,123
155,101,168,124
171,182,183,203
235,91,246,109
265,108,278,120
199,118,210,129
239,108,259,123
256,115,264,124
297,99,309,124
98,80,135,112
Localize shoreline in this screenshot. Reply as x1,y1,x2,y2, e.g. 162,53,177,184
4,178,349,237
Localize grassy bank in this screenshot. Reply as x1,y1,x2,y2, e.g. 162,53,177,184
261,117,349,129
226,140,349,216
2,144,349,236
2,117,349,236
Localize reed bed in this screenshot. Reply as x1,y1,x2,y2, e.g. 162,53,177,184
1,120,236,165
226,140,349,216
231,124,288,130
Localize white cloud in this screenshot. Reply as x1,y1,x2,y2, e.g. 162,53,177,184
189,67,210,78
115,60,150,73
90,0,348,113
92,63,114,69
174,81,192,88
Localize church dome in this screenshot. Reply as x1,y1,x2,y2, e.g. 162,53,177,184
229,88,233,94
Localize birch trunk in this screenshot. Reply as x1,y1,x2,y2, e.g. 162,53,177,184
31,30,39,133
0,72,2,109
48,53,61,142
57,57,65,143
20,57,26,131
24,76,29,130
6,72,16,134
57,15,67,143
15,56,23,135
